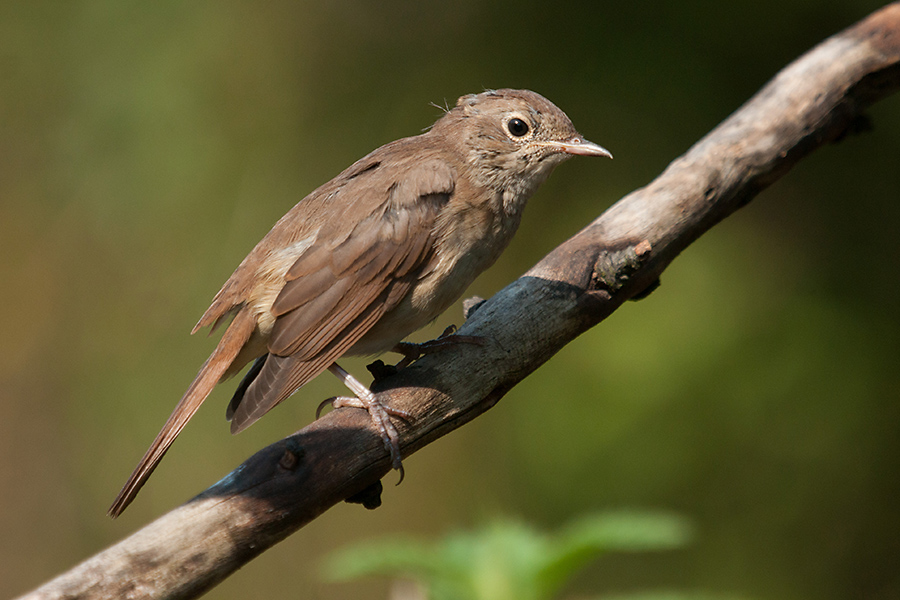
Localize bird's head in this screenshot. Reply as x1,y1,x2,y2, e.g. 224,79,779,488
433,89,611,200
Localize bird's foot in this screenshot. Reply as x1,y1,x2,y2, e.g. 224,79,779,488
391,325,486,370
323,363,407,481
330,392,407,480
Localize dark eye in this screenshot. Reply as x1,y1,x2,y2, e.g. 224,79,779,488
507,117,530,137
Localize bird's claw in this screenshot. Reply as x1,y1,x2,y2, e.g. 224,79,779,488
320,391,408,478
392,328,487,370
315,396,336,419
324,363,407,480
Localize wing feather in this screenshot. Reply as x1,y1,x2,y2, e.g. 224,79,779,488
230,281,407,432
228,156,455,431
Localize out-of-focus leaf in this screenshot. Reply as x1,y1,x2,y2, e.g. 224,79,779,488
326,512,695,600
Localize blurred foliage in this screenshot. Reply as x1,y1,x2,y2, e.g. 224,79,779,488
1,1,898,599
326,512,695,600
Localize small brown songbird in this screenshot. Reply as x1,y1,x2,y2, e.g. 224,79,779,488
109,89,611,516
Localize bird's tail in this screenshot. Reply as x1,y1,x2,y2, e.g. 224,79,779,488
108,308,256,517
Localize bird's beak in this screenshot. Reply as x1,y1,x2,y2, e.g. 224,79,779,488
542,137,613,158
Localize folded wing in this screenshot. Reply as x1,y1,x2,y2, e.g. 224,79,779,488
228,157,455,432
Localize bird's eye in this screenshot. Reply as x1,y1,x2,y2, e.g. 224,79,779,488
507,117,530,137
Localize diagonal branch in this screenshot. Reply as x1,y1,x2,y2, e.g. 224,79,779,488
18,4,900,599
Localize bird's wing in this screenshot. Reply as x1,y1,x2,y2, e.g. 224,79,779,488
228,155,455,432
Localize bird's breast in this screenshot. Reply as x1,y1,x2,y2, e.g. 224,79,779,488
349,189,521,355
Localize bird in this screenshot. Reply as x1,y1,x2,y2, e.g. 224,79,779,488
108,88,612,517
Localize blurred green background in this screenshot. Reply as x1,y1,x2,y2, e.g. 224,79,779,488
2,1,898,599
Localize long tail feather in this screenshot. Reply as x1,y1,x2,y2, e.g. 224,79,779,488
108,309,256,517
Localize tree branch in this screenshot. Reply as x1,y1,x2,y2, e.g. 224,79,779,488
19,4,900,599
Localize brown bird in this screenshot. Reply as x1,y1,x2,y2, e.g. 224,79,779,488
108,88,611,517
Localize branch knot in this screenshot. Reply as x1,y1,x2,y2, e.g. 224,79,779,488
591,239,653,296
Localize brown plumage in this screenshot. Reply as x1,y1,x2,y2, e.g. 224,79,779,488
108,89,611,517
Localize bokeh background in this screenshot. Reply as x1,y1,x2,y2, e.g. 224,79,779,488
2,1,898,598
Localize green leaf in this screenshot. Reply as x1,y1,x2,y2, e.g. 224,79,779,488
325,511,695,600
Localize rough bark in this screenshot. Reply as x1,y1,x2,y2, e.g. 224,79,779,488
17,4,900,599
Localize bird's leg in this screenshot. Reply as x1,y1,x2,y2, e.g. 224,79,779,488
325,363,406,475
392,325,486,370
